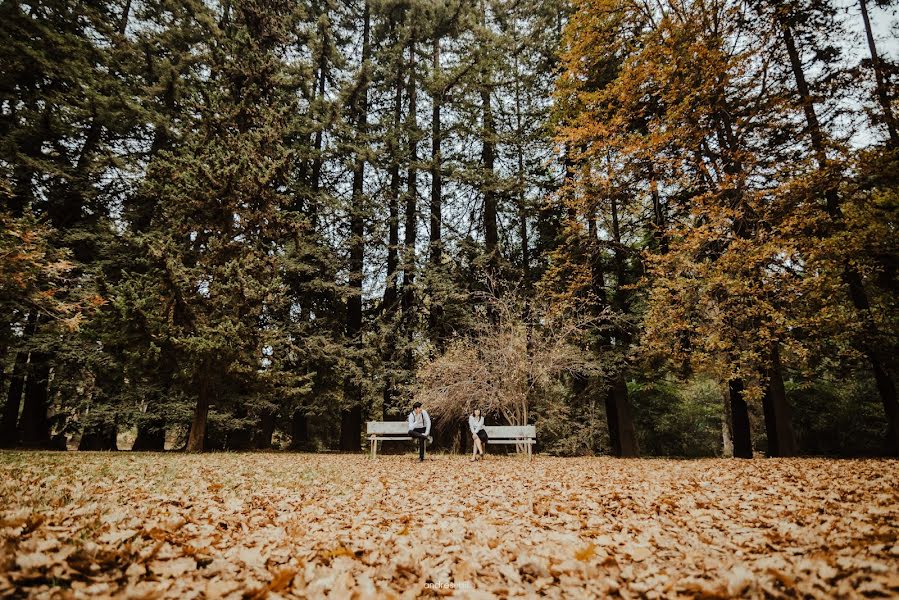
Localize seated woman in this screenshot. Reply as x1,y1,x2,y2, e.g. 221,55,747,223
468,408,488,461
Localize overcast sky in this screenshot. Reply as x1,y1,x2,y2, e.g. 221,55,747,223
841,0,897,57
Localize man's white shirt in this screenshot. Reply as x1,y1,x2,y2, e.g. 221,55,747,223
407,410,431,435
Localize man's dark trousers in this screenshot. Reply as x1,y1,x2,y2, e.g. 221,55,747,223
409,427,427,460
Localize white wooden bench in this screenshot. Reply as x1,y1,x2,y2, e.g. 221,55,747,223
366,422,536,459
483,425,536,460
366,421,420,458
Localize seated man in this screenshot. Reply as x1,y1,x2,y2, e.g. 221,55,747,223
407,401,432,461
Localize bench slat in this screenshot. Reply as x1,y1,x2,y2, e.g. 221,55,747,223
483,425,535,438
367,422,410,435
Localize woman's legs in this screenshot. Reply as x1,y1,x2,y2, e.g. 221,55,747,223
473,435,483,456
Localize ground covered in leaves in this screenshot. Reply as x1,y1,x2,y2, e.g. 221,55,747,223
1,453,898,599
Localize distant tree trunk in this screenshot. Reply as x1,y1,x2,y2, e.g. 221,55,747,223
721,390,734,458
18,353,51,448
428,35,444,345
481,86,498,269
118,0,131,34
605,376,639,457
253,411,276,449
225,426,252,451
589,216,607,306
859,0,898,147
871,360,899,455
1,355,27,447
729,378,753,458
132,420,165,451
309,12,329,227
340,1,371,453
290,409,309,450
383,29,403,314
762,343,797,457
480,2,498,273
186,375,210,452
647,162,668,254
2,313,39,447
780,17,899,455
9,114,45,217
401,32,418,314
514,50,529,284
430,37,442,269
380,25,405,420
607,195,639,457
339,406,363,452
78,421,118,451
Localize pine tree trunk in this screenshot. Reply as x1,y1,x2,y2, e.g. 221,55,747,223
430,37,442,269
607,196,639,456
309,12,329,226
131,59,175,233
339,406,363,452
132,420,165,451
226,426,252,451
481,86,498,268
762,343,797,457
290,409,309,450
480,1,498,272
605,375,639,457
514,50,529,283
253,411,276,449
78,421,118,451
186,376,210,452
589,220,608,306
340,1,370,453
721,389,734,457
428,35,444,344
401,33,418,314
383,28,403,313
9,117,45,217
380,23,405,420
2,311,40,447
729,378,753,458
648,162,668,254
872,360,899,455
1,350,28,447
780,17,899,455
859,0,898,147
18,353,51,448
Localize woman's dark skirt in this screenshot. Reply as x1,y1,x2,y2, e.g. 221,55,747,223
476,429,488,445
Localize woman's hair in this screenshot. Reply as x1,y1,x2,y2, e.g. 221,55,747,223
471,407,481,416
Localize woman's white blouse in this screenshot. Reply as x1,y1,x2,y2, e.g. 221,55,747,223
468,415,484,435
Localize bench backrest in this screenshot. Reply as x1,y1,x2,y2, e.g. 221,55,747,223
484,425,536,439
367,421,409,435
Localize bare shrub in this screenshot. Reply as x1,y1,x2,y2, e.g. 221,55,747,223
416,287,613,428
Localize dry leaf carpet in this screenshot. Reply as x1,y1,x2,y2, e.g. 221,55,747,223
1,452,898,598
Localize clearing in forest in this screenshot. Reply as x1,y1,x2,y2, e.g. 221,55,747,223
1,453,898,598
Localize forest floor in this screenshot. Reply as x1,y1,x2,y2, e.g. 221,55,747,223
1,453,898,599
